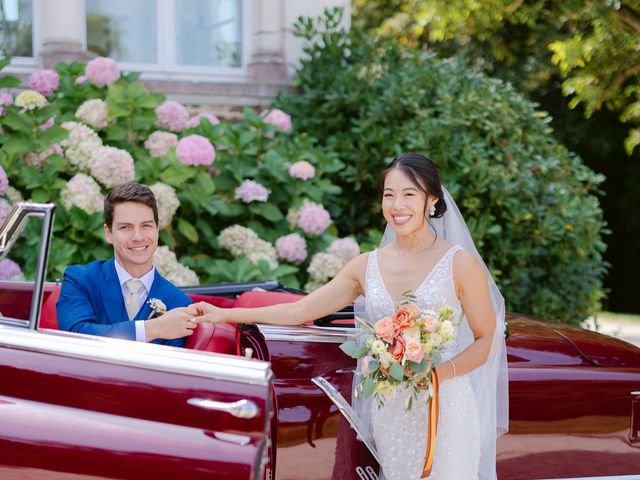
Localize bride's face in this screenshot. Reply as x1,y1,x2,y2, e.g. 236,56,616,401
382,168,434,235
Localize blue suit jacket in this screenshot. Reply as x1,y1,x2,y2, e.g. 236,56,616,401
56,259,192,347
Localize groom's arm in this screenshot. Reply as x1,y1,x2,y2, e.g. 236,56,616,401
56,267,136,340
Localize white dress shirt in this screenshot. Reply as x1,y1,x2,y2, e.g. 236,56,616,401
114,259,155,342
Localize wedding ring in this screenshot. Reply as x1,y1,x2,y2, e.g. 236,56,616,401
189,317,197,323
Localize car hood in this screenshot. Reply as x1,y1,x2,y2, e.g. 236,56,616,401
546,322,640,368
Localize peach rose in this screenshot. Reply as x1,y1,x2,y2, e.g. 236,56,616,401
405,342,425,363
393,305,415,332
422,315,438,332
391,335,406,363
374,316,395,343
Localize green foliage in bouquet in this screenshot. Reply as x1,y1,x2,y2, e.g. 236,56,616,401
0,56,355,290
275,8,608,325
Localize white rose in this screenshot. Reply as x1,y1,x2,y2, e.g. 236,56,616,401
438,320,454,340
371,339,387,355
379,351,393,368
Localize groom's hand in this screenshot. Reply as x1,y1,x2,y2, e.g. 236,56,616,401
145,307,197,342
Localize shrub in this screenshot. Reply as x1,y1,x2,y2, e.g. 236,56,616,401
275,9,607,324
0,57,350,289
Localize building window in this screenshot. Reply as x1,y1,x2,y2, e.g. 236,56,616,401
86,0,242,71
0,0,33,58
86,0,157,64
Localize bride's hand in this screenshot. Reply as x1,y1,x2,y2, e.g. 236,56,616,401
192,304,226,324
186,301,216,317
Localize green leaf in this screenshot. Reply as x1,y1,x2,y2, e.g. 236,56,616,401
339,340,358,357
2,136,35,154
352,345,369,359
362,376,376,398
37,125,68,146
106,124,127,141
408,358,427,374
177,218,199,243
1,111,33,133
195,170,216,194
390,362,405,381
0,76,20,89
256,202,283,221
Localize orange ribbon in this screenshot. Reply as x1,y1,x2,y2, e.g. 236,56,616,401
421,369,439,478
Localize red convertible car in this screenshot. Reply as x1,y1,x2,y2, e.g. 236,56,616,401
1,202,639,480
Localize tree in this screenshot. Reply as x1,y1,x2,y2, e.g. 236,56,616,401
353,0,640,154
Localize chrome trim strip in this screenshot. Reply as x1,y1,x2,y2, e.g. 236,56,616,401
0,325,272,387
536,476,640,480
256,324,355,343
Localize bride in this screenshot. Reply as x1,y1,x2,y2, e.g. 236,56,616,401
189,152,508,479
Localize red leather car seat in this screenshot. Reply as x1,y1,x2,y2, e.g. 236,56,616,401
184,294,238,354
40,284,61,330
233,290,303,308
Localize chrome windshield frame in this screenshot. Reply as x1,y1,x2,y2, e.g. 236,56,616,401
0,202,56,330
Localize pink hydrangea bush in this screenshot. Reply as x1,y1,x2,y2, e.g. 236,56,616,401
85,57,120,86
261,108,292,132
328,237,360,262
176,134,215,165
305,252,344,291
289,160,315,180
218,225,278,269
0,199,12,225
40,117,54,130
89,146,135,188
0,91,13,115
186,112,220,128
298,201,332,235
14,90,46,110
144,131,178,158
234,180,269,203
0,165,8,196
28,69,60,96
0,259,22,281
155,100,189,132
22,144,63,169
276,233,308,263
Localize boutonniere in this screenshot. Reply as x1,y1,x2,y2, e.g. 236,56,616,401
147,298,167,319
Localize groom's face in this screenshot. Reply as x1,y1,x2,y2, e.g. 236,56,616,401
104,201,159,275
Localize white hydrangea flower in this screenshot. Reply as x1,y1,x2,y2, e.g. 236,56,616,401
149,182,180,229
60,173,103,214
307,252,344,282
75,98,110,130
61,121,103,171
153,246,199,286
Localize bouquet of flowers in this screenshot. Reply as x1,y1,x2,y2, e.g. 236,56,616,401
340,292,456,410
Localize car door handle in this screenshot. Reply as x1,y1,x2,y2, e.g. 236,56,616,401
187,397,259,419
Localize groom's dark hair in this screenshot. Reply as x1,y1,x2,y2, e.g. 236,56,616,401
104,182,159,229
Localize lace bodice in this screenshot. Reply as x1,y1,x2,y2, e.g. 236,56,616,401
363,245,464,360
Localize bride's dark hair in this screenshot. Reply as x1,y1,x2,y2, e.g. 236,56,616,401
380,152,447,218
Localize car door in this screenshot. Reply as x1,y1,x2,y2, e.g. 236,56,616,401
0,202,272,480
0,324,273,480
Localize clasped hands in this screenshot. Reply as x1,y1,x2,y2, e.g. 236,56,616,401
144,302,222,342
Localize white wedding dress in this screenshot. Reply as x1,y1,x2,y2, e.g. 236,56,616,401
363,245,481,480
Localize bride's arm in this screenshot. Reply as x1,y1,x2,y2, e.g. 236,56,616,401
435,250,496,381
190,253,367,326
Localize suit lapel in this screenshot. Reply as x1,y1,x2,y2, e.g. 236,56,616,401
100,259,127,324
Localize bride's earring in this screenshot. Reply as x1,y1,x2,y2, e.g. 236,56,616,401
429,204,436,217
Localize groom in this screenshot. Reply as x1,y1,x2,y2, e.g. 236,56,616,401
56,182,196,346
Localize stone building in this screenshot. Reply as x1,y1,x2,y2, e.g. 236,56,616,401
2,0,350,116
